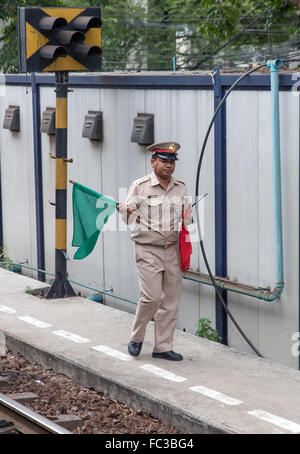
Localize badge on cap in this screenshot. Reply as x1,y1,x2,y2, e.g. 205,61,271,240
147,141,181,161
169,143,176,153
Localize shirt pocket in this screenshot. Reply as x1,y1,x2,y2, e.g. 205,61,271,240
146,195,163,206
145,195,163,230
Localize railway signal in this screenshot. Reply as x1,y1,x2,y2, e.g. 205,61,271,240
18,7,102,72
18,7,102,298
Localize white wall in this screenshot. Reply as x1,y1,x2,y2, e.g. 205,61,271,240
0,86,37,275
226,90,299,368
0,80,298,368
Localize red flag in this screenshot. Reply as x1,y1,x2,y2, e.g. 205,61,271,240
179,206,192,272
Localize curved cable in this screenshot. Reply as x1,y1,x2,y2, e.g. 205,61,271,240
195,64,266,357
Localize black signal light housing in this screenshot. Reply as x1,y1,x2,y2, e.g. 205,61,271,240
18,7,102,72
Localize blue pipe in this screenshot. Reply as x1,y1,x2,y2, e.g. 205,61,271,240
172,57,176,71
267,59,284,298
190,62,284,302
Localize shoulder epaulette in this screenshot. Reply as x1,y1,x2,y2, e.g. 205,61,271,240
174,177,186,185
133,174,152,186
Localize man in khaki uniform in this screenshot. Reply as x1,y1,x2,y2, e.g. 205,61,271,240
117,141,192,361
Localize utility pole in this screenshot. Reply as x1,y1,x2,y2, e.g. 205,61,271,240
46,71,75,298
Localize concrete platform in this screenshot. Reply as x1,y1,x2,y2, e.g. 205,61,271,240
0,267,300,434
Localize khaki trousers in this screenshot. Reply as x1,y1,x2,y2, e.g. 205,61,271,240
131,242,183,353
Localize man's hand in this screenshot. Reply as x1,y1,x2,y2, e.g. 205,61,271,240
116,203,133,214
182,203,193,227
183,203,191,219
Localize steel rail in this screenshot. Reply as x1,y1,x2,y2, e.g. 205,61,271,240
0,392,71,434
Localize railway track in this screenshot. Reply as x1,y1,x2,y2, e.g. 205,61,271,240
0,392,71,434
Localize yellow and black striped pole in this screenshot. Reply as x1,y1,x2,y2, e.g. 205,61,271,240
46,71,75,298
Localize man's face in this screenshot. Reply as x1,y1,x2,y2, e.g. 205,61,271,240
151,157,176,179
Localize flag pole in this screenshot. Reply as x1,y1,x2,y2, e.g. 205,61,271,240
46,71,75,299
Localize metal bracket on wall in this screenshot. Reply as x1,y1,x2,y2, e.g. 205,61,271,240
49,153,73,163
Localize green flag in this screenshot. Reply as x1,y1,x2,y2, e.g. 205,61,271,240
71,181,117,260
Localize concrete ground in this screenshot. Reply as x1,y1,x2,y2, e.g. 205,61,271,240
0,267,300,434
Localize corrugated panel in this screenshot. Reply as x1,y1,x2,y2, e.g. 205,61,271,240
0,86,36,276
226,90,299,368
101,88,146,312
40,86,56,279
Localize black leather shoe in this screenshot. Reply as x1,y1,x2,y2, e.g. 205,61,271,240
128,341,143,357
152,350,183,361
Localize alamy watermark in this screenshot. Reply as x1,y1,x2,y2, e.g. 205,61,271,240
291,332,300,357
94,187,205,243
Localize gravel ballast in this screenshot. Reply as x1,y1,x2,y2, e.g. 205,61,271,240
0,350,183,434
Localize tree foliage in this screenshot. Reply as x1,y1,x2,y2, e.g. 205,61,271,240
160,0,299,69
0,0,299,73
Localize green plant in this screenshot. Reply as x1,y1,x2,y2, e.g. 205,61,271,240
195,318,222,342
0,248,21,273
0,248,13,271
25,286,34,295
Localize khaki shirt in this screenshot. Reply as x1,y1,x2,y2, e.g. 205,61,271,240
119,172,192,246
